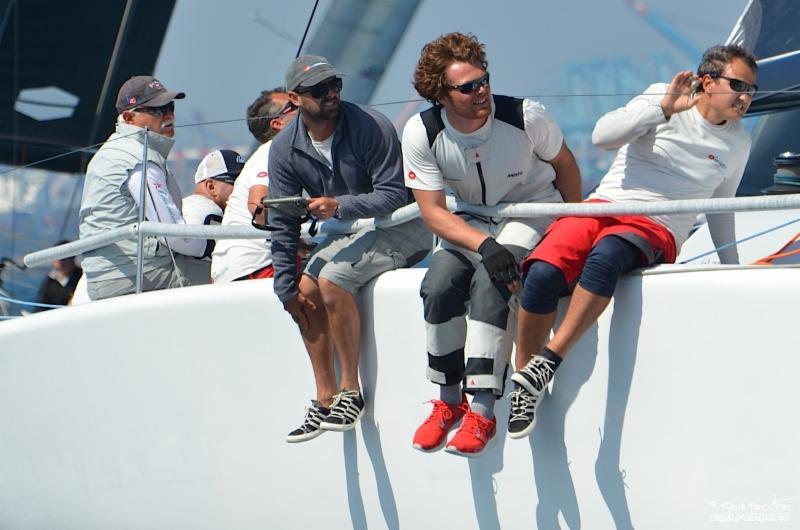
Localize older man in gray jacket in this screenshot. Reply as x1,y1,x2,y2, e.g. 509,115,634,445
79,76,206,300
268,55,430,443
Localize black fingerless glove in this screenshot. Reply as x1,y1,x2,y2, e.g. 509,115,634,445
477,237,520,284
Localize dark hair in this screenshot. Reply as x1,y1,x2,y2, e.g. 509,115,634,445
413,32,488,104
246,87,287,143
697,44,758,78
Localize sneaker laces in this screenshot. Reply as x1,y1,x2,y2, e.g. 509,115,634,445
422,400,455,425
508,387,537,423
328,390,361,420
462,411,493,436
301,402,327,428
522,357,556,392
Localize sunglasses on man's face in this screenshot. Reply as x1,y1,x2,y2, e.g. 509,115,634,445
296,77,343,99
709,73,758,96
212,176,237,185
133,101,175,117
449,72,490,94
272,100,298,119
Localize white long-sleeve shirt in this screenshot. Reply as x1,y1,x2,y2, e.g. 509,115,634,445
127,162,206,258
590,83,751,262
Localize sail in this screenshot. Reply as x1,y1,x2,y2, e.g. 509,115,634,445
0,0,177,173
727,0,800,115
303,0,421,105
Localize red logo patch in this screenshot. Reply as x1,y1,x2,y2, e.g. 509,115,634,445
257,171,268,178
408,170,416,180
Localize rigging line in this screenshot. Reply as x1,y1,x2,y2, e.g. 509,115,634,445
679,217,800,264
6,87,800,176
295,0,320,58
10,0,19,276
0,131,142,176
0,293,64,309
57,172,84,242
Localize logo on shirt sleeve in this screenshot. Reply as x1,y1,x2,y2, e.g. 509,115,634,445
408,170,417,180
257,171,268,179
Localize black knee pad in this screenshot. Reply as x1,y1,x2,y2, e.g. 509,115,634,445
520,260,567,314
578,236,643,297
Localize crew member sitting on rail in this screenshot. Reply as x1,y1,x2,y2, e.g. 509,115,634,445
511,44,759,438
403,32,582,457
268,55,431,443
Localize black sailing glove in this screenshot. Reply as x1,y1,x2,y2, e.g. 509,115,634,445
477,237,520,284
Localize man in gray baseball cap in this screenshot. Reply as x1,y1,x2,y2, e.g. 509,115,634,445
268,54,431,443
284,55,343,93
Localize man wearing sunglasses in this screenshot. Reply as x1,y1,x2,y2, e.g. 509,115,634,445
181,148,245,253
79,76,207,300
268,55,430,443
212,88,298,283
512,45,758,439
402,32,582,457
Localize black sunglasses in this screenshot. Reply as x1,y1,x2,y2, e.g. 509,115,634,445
449,72,490,94
296,77,343,99
270,100,298,120
708,73,758,96
132,101,175,117
211,176,237,184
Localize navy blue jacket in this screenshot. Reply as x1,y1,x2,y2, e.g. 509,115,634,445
268,101,409,302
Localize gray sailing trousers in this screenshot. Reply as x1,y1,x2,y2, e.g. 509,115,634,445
420,214,553,396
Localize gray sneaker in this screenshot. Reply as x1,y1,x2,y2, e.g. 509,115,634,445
286,400,330,443
320,390,365,431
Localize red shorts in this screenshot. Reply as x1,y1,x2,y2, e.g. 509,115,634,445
234,265,275,281
522,201,677,285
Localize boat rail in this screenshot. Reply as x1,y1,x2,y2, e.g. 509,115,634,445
23,193,800,269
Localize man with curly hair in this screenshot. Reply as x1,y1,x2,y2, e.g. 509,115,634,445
403,32,581,457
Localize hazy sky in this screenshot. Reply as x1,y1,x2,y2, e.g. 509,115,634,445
156,0,749,155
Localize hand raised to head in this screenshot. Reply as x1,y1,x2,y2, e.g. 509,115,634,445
660,70,699,120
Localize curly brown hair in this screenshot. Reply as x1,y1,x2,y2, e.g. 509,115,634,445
413,32,488,104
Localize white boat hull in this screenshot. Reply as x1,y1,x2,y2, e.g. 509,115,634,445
1,261,798,529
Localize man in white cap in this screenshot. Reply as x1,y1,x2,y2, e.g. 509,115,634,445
176,149,245,284
183,149,244,237
79,75,207,300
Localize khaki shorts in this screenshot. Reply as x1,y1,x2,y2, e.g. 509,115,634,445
303,217,430,294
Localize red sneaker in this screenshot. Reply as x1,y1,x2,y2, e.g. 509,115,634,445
412,396,469,452
444,411,497,457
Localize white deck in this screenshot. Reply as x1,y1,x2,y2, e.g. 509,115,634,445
1,258,798,528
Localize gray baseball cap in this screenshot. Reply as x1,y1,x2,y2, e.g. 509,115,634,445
116,76,185,113
285,55,343,92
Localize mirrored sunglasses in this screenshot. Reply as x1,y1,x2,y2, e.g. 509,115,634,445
449,73,490,94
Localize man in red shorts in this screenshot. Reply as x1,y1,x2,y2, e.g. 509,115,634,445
509,44,759,437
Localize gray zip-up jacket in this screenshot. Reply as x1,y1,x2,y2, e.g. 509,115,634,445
268,101,410,302
79,123,182,281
